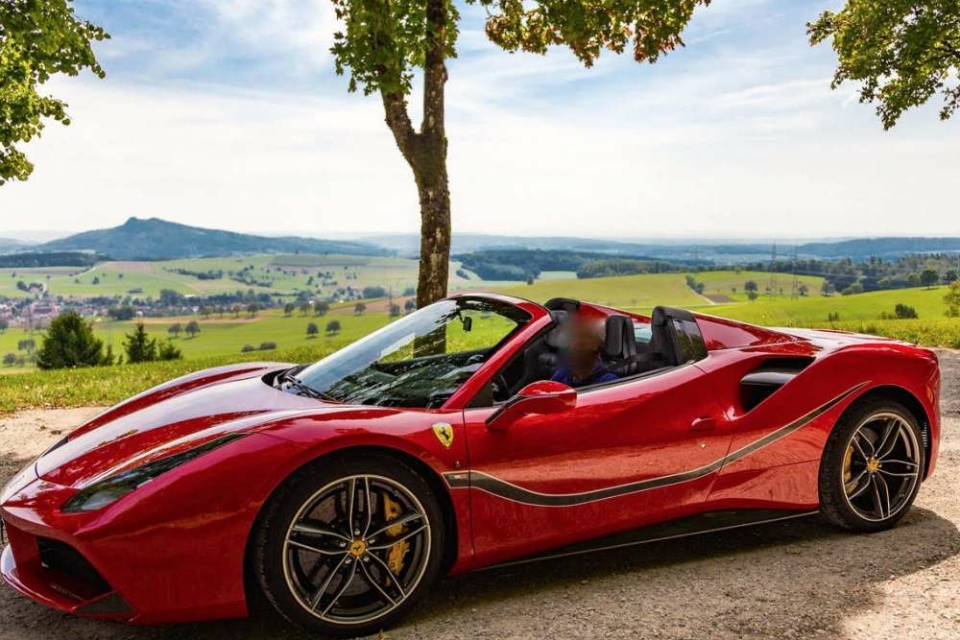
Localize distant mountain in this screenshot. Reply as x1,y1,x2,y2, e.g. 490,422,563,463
0,237,32,254
796,237,960,260
39,217,391,260
365,233,960,263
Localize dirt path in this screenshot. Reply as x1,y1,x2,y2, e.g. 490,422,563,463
1,355,959,640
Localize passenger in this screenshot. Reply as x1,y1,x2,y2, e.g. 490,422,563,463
551,314,619,388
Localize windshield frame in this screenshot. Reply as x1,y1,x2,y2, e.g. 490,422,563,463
292,295,534,410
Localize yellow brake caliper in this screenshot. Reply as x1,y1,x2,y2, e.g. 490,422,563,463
843,444,854,493
382,493,409,575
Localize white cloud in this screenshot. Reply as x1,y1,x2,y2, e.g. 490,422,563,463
2,0,959,239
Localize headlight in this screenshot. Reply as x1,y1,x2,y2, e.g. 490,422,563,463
61,434,247,513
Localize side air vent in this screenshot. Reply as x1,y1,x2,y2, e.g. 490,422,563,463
740,357,814,412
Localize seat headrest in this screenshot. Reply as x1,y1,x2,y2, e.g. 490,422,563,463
603,315,637,360
544,310,569,349
545,297,581,312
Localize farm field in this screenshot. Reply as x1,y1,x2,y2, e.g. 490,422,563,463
0,255,499,300
2,270,958,381
495,270,825,310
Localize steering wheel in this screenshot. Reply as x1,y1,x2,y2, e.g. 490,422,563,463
491,371,512,401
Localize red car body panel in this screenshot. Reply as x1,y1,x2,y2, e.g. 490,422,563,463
0,294,941,624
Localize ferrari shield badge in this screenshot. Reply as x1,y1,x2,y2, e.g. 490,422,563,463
432,422,454,448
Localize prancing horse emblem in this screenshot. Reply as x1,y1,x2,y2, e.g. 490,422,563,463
432,423,454,448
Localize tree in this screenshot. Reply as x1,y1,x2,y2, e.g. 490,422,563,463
123,322,157,363
0,0,108,185
744,280,759,295
920,268,940,289
185,320,200,338
0,318,7,333
17,338,35,352
332,0,708,307
894,303,918,319
389,303,401,318
404,299,416,313
314,300,330,317
326,319,342,335
2,352,16,366
354,302,366,316
944,270,959,284
821,281,836,296
36,311,111,369
307,322,319,338
798,282,810,297
168,322,182,338
284,302,296,317
747,290,759,302
945,280,960,317
809,1,960,129
157,340,182,361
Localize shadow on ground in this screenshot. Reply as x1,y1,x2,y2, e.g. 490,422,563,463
1,494,957,640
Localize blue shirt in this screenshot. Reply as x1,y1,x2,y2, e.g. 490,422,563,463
551,364,618,388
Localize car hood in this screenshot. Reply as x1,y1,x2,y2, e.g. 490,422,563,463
35,362,324,487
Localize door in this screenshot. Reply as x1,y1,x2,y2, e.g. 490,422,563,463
457,364,729,567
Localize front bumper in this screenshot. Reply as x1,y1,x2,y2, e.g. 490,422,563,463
1,514,134,619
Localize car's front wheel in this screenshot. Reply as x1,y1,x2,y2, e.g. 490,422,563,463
252,454,445,636
819,398,924,532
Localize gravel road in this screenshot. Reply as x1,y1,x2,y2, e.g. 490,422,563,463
1,353,959,640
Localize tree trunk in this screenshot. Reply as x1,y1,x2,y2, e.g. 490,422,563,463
412,139,450,309
379,0,451,310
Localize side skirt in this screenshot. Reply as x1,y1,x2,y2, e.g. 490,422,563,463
479,509,819,571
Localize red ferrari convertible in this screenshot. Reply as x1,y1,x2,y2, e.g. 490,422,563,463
1,294,940,636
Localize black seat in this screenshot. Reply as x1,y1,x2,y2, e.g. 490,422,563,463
536,310,569,379
602,315,639,377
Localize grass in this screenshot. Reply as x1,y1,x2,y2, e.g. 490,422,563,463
696,270,825,302
0,343,337,413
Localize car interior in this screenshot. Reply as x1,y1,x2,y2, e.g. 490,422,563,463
480,298,708,405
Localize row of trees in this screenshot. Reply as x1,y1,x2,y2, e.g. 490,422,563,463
30,312,184,370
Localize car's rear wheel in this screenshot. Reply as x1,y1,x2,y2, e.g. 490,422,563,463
252,454,445,636
819,398,924,532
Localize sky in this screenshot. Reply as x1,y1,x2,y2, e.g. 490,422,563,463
0,0,958,240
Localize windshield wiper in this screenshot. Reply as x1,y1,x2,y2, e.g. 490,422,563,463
278,369,339,403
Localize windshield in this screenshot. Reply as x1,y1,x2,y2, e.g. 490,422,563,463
295,298,530,408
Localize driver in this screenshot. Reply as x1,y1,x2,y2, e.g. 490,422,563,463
551,314,619,388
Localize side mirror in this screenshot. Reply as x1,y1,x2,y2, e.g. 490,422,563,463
486,380,577,431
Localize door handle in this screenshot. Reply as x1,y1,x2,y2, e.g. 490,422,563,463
690,417,717,431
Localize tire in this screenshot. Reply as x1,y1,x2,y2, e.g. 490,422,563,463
252,453,446,637
819,397,925,532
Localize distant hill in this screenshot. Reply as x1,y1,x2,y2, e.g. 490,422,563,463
0,238,31,254
39,217,391,260
796,237,960,260
367,233,960,263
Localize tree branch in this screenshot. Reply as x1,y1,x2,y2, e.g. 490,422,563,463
381,91,417,164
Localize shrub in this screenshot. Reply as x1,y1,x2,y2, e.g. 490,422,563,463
259,342,277,351
124,323,157,363
326,320,342,335
36,311,113,370
241,344,257,353
157,341,183,361
894,304,918,319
